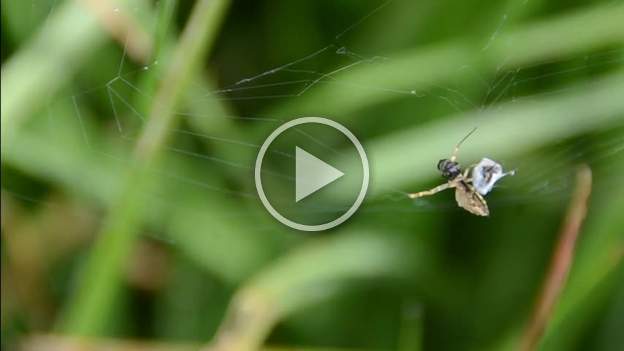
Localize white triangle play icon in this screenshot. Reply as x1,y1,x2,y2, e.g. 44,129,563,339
295,146,344,202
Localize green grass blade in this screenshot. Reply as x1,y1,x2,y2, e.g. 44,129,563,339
58,0,231,336
270,3,624,119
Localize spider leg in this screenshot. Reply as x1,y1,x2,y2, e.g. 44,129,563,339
464,163,477,172
449,145,460,163
450,127,477,162
408,182,454,199
462,167,474,180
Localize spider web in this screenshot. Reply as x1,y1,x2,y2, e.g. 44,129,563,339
4,0,624,232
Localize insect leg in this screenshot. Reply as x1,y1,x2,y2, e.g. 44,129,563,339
408,182,453,199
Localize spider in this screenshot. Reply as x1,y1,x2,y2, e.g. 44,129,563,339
408,128,515,216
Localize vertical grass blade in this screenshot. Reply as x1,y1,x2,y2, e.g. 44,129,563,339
58,0,231,336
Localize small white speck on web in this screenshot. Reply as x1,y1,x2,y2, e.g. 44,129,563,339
409,90,426,97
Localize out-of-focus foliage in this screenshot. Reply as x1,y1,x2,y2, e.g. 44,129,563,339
1,1,623,351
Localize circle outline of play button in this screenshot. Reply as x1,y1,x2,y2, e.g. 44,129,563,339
255,117,370,231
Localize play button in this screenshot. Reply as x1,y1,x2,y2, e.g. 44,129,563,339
255,117,369,231
295,146,344,202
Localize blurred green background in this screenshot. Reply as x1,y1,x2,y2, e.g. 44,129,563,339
1,0,623,350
